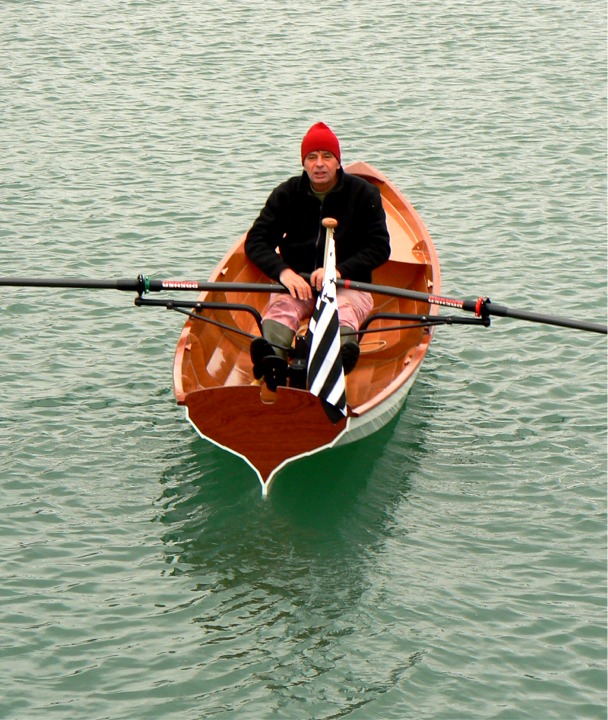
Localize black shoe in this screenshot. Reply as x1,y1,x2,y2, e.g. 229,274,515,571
262,355,288,392
341,340,360,375
250,337,276,380
287,334,310,389
250,337,288,390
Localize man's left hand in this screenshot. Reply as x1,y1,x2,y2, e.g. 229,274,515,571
310,268,341,292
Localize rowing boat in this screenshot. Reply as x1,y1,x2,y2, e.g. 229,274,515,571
172,162,441,493
0,173,604,488
173,162,441,492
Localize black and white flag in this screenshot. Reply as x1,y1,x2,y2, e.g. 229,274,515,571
307,231,347,420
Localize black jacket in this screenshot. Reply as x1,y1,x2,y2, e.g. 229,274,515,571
245,169,391,283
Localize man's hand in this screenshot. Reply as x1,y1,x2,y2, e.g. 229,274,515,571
310,267,342,292
279,268,313,300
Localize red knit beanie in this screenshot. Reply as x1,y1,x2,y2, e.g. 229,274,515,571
300,122,341,164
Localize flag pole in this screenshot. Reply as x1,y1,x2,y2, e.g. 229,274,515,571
321,217,337,268
306,218,347,422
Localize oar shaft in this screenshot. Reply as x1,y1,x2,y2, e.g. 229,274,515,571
1,274,605,334
0,276,143,291
337,278,607,335
485,302,607,334
0,276,286,295
336,277,476,310
145,279,283,294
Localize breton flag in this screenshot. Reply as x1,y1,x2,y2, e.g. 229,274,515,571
307,218,347,421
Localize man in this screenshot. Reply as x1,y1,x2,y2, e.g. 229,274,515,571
245,122,391,383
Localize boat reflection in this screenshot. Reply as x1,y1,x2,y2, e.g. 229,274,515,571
154,382,435,592
149,382,436,710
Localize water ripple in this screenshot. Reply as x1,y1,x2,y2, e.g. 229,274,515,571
1,1,605,718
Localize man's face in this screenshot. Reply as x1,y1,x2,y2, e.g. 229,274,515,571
303,151,340,192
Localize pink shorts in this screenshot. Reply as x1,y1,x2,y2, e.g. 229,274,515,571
263,288,374,334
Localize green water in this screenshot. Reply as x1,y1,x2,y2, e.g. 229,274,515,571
1,1,606,718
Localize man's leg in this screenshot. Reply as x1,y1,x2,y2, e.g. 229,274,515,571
336,289,374,374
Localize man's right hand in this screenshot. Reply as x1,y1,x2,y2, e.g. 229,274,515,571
279,268,313,301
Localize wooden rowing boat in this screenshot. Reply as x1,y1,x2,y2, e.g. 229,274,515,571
1,177,603,486
172,162,441,493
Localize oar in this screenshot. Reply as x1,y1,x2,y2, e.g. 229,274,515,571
0,274,605,334
0,275,285,295
336,278,607,335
